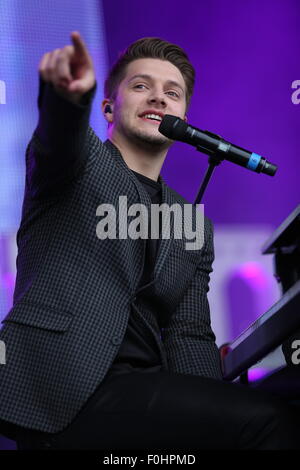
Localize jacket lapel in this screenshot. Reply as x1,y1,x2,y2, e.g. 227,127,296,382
103,139,175,281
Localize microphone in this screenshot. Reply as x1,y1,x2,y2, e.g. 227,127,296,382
159,115,277,176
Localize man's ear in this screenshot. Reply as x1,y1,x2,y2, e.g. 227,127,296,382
102,98,113,123
184,115,188,123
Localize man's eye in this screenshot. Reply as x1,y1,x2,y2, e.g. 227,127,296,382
133,85,178,97
167,91,179,97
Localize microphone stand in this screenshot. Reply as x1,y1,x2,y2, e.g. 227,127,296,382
193,146,224,205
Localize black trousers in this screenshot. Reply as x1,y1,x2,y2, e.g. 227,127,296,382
16,370,300,450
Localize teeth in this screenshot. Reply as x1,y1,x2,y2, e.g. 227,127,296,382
142,114,162,121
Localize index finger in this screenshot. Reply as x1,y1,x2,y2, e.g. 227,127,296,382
71,31,89,57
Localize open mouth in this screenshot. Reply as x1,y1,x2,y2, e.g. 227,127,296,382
139,113,163,125
139,116,161,125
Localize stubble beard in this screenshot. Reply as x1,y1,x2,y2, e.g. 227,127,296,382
121,120,172,151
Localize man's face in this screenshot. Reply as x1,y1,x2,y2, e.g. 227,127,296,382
105,58,187,148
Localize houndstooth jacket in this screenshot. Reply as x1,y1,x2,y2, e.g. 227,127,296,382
0,78,222,438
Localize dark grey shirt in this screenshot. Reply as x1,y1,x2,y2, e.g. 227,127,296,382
107,166,164,377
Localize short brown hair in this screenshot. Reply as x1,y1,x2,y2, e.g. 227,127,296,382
104,37,195,112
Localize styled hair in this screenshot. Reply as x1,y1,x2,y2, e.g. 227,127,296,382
104,37,195,112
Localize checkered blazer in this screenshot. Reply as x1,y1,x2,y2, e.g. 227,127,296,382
0,79,222,438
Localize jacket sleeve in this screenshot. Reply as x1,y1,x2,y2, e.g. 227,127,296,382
162,218,223,380
25,76,97,199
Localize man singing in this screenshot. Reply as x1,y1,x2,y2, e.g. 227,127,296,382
0,31,298,450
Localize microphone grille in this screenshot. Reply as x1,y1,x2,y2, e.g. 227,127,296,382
159,115,188,140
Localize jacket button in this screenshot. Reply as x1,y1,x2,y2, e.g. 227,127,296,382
111,335,122,346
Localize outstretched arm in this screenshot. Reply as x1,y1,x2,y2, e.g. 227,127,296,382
26,31,97,199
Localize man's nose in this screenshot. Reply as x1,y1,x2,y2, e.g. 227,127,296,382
147,89,166,106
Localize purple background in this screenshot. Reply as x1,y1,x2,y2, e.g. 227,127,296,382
102,0,300,225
